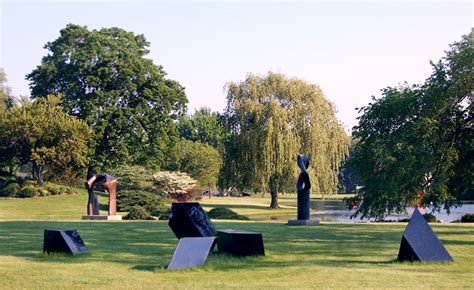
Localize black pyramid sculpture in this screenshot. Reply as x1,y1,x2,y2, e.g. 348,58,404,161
397,208,453,262
168,202,216,239
43,229,88,255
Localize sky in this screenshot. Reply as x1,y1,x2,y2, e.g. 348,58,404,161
0,0,472,132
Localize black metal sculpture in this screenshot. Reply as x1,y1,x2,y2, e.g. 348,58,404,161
288,155,319,225
85,173,118,216
217,229,265,256
43,229,88,255
296,155,311,220
397,208,453,262
168,202,216,239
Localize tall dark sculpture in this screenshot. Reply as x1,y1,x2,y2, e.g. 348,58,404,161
84,173,120,219
288,155,319,225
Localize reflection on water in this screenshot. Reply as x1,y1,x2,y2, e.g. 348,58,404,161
310,199,474,223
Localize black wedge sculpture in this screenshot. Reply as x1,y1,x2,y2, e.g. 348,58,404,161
288,155,319,225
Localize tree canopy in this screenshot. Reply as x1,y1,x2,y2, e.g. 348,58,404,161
222,72,350,208
178,107,227,151
0,95,92,184
349,33,473,220
26,24,188,171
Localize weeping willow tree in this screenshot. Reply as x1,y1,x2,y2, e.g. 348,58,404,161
221,72,349,208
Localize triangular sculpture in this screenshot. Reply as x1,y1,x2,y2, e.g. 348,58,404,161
167,237,216,270
43,229,88,255
397,208,453,262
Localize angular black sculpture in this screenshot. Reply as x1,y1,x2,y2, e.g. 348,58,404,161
397,208,453,262
288,155,319,225
217,229,265,256
168,202,216,239
43,229,88,255
167,237,216,270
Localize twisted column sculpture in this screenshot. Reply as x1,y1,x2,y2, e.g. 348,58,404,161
296,155,311,220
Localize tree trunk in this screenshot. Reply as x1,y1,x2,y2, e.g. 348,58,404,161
269,176,280,208
270,190,279,208
33,164,44,186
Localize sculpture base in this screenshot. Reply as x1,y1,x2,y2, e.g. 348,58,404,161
82,215,122,221
287,219,320,226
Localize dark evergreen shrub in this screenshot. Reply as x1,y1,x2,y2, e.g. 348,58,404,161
117,190,165,213
461,214,474,223
0,183,21,197
124,206,150,220
207,207,250,220
16,186,39,198
150,209,171,220
423,213,437,222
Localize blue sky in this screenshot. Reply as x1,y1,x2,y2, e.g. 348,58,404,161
0,1,471,131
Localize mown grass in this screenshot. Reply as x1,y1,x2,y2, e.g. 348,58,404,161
0,190,473,289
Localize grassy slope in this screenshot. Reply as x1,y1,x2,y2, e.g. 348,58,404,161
0,190,473,289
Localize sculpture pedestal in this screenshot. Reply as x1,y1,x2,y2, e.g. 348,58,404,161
287,218,320,226
82,215,122,221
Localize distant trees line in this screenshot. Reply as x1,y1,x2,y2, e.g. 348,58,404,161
1,24,471,215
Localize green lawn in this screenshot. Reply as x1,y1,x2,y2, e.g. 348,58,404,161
0,191,473,289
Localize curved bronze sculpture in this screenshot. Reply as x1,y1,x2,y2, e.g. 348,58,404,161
296,155,311,220
85,173,118,216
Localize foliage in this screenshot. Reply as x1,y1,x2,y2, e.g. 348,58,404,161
168,187,196,202
207,207,250,220
16,186,39,198
0,183,21,197
170,139,222,187
123,206,149,220
178,107,227,150
0,68,14,112
110,165,154,191
151,171,198,198
150,208,171,220
43,182,66,195
349,33,473,220
423,213,437,223
116,190,165,212
27,24,188,170
0,95,92,185
222,72,349,207
337,138,361,194
461,214,474,223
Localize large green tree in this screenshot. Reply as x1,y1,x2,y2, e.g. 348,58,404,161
26,24,188,171
222,72,350,208
0,96,92,184
350,33,473,220
178,107,227,151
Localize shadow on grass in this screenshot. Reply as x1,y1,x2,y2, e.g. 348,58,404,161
0,220,468,271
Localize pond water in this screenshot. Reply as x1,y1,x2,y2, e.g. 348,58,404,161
310,199,474,223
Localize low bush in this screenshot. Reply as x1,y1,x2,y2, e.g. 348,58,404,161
16,186,39,198
124,206,149,220
0,176,17,188
207,207,250,220
423,213,437,223
0,183,21,197
150,209,171,220
461,214,474,223
43,182,66,195
117,190,165,213
38,188,50,196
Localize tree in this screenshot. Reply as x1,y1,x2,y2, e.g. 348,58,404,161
172,139,222,187
0,95,92,185
350,33,472,220
26,24,187,171
178,107,227,151
0,68,14,111
222,72,350,208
